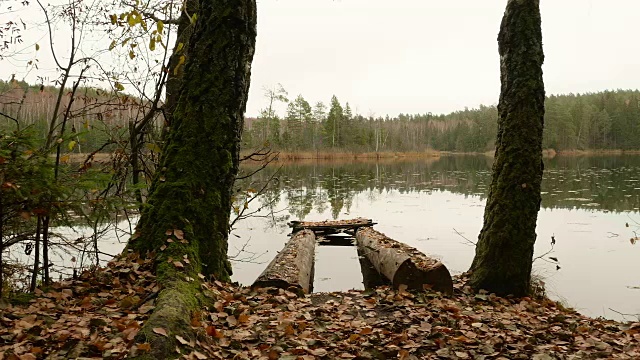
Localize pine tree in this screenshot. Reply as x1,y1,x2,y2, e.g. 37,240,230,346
324,95,343,148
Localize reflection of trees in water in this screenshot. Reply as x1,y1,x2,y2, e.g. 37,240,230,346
240,156,640,219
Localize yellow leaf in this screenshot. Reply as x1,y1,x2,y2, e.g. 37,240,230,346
176,42,184,52
127,13,135,27
149,37,156,51
157,20,164,33
114,82,125,91
68,140,76,151
129,50,135,59
109,40,117,51
174,55,186,75
190,13,197,24
35,43,40,51
145,143,162,153
109,14,117,25
60,155,70,163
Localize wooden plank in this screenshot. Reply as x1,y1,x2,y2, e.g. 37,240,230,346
317,234,355,247
289,218,376,233
356,227,453,294
252,229,316,293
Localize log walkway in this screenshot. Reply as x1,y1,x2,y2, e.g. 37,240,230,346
251,218,453,295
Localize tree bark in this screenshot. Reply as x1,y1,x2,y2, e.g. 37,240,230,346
356,227,453,294
162,0,198,137
469,0,545,297
252,230,316,293
30,216,41,293
127,0,256,358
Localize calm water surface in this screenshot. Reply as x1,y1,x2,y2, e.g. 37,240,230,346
231,155,640,321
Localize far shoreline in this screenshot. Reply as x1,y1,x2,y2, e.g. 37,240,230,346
242,148,640,162
64,148,640,164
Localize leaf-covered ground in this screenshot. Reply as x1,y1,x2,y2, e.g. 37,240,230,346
1,253,639,359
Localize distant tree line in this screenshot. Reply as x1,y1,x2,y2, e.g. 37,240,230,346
0,80,161,153
4,79,640,153
243,88,640,152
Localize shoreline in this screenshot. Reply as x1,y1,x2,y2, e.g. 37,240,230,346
65,149,640,164
242,148,640,161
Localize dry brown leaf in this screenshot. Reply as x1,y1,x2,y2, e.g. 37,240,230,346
152,327,168,337
192,351,207,360
175,335,189,345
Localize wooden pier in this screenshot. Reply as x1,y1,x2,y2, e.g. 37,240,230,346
251,218,453,295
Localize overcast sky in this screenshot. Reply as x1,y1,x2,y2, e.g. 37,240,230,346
247,0,640,117
2,0,640,118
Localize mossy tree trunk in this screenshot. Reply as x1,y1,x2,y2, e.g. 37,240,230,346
127,0,256,358
163,0,198,134
468,0,545,297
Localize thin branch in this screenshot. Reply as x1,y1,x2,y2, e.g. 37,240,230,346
533,242,555,263
37,0,65,71
122,1,181,24
0,111,19,126
236,150,279,180
453,228,476,246
608,307,640,321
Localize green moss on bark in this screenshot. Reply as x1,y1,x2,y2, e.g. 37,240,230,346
129,0,257,280
469,0,545,297
126,0,257,358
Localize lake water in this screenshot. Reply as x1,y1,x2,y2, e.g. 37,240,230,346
231,155,640,321
35,155,640,322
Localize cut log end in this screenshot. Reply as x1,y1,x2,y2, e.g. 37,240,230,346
394,259,453,295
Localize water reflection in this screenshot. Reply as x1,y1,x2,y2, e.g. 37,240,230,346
233,155,640,321
239,155,640,218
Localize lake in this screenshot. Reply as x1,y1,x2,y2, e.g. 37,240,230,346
230,155,640,321
46,155,640,322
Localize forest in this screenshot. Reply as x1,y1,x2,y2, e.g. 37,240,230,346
4,79,640,154
243,88,640,153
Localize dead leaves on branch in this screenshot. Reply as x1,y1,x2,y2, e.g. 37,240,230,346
0,253,639,359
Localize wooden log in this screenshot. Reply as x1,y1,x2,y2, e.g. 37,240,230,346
355,227,453,294
252,229,316,293
289,218,376,233
357,245,390,289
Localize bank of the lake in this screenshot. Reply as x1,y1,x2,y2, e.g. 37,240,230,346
38,154,640,322
242,149,640,162
2,254,639,359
